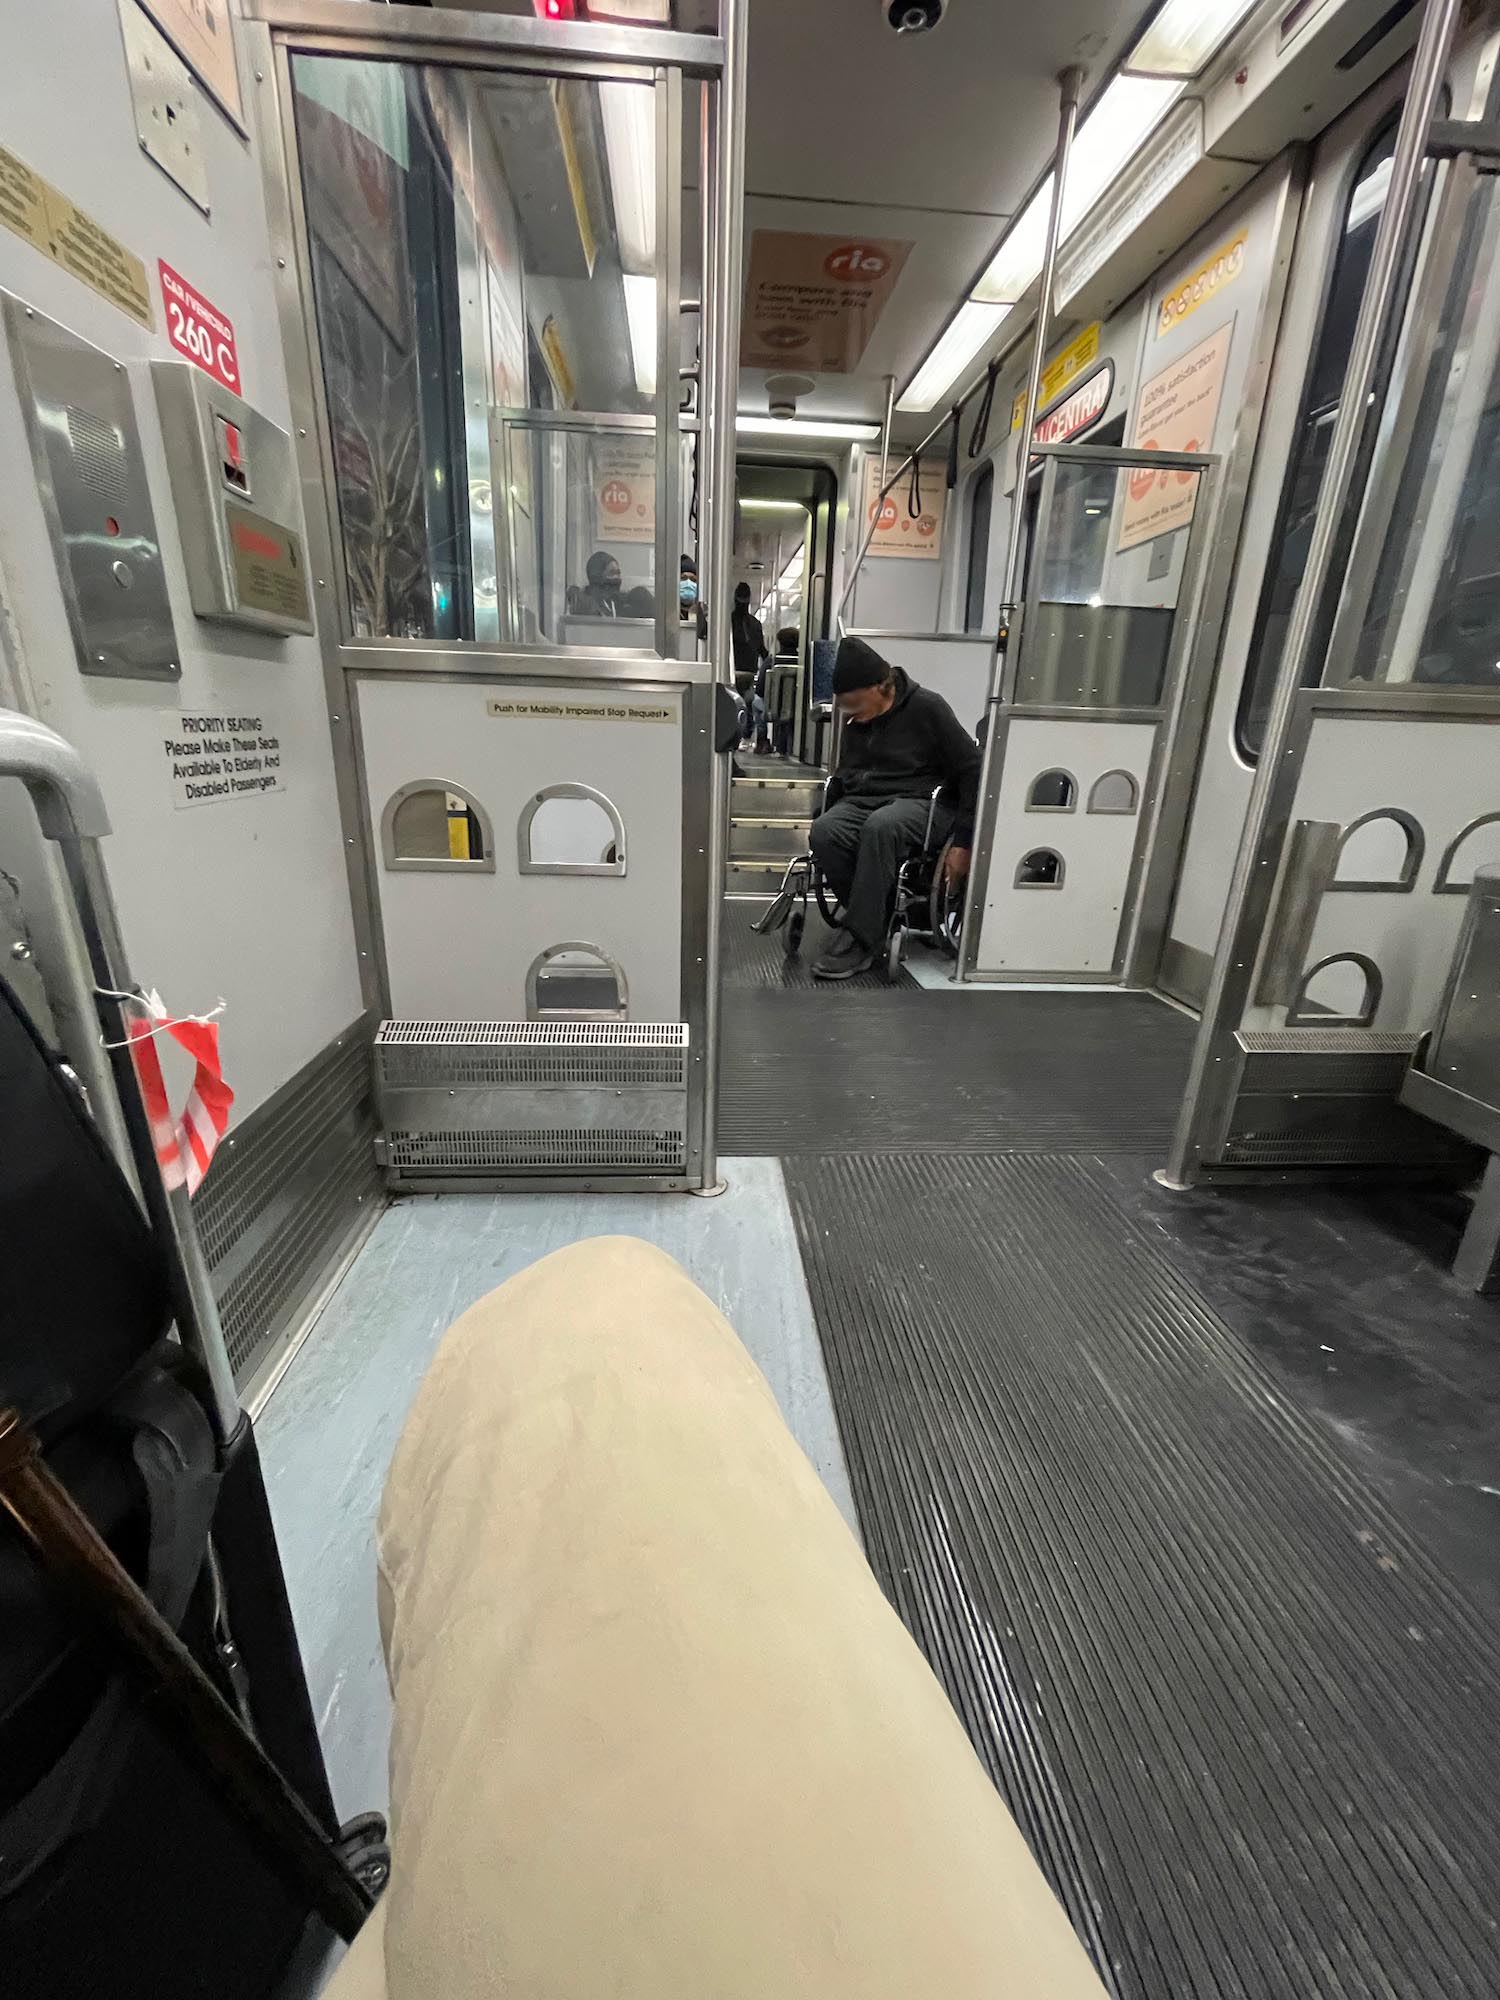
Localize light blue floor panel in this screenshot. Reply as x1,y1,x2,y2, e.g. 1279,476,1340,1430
256,1158,856,1822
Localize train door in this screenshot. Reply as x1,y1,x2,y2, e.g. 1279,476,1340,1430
1157,78,1415,1011
1167,42,1500,1180
245,6,741,1191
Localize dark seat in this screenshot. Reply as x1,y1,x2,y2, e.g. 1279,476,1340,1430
0,974,329,1998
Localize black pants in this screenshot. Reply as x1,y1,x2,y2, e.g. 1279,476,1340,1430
809,796,955,949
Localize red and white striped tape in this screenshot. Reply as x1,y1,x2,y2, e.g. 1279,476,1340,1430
126,989,235,1196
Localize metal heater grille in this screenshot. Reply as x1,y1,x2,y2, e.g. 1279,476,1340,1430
375,1019,691,1182
386,1128,686,1171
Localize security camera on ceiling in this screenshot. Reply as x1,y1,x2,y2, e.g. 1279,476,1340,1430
884,0,945,33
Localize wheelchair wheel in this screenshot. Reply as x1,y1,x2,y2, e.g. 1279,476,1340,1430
814,873,843,929
885,928,906,981
928,841,964,957
786,910,805,956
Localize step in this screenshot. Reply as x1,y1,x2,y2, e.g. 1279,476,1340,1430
729,816,811,863
726,860,791,895
730,775,824,819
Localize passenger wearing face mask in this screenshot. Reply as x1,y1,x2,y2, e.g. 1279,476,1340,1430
569,550,655,620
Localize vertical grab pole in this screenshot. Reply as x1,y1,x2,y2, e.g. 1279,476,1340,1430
1161,0,1461,1186
697,0,748,1188
956,66,1081,981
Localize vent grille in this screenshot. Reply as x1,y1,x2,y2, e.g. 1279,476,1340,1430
1221,1126,1470,1167
1237,1030,1419,1056
387,1127,686,1171
193,1025,379,1387
377,1019,687,1049
379,1046,685,1087
65,404,126,501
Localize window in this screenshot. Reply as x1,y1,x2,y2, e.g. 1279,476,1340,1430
1289,952,1382,1027
1087,769,1139,814
1026,769,1077,811
1329,807,1422,890
1434,813,1500,894
381,780,494,872
964,463,993,631
1236,123,1399,757
518,784,626,876
527,943,628,1017
1015,848,1065,888
291,55,670,647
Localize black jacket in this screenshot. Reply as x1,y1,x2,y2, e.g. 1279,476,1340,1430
827,664,981,841
731,608,768,684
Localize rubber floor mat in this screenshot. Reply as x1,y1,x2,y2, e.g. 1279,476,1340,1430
719,899,915,991
786,1151,1500,2000
718,988,1191,1153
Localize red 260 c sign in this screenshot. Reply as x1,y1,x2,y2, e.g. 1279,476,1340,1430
158,261,241,394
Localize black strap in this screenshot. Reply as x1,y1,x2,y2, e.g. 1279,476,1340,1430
968,360,999,460
0,1369,219,1889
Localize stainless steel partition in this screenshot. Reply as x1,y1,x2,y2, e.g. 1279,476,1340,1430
243,0,744,1191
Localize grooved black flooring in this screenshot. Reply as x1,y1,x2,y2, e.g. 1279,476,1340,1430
718,988,1192,1153
787,1151,1500,2000
719,898,915,991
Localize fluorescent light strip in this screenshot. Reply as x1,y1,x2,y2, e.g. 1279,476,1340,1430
600,80,655,274
973,74,1179,303
1124,0,1260,78
736,416,882,441
622,273,656,397
897,300,1009,413
738,498,810,511
903,66,1187,407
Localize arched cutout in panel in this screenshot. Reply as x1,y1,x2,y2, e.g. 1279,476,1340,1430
1015,848,1065,890
518,783,627,877
1026,768,1077,813
1087,769,1139,816
526,942,629,1018
1434,811,1500,894
1330,807,1423,892
1288,952,1383,1028
381,780,495,873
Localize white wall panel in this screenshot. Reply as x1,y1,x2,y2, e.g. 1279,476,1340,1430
0,0,362,1118
358,677,684,1021
976,718,1155,974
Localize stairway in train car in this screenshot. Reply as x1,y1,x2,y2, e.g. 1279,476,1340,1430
727,761,822,895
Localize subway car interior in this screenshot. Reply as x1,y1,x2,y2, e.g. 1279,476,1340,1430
4,0,1500,1992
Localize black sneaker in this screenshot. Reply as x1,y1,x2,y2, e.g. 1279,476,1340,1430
812,930,875,979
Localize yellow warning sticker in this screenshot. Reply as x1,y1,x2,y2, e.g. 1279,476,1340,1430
0,144,153,328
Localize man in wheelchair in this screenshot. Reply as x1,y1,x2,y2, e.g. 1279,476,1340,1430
810,637,982,979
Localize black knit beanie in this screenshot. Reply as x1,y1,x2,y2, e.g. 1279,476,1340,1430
831,635,892,695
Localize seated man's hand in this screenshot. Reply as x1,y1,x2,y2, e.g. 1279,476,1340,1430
942,845,971,885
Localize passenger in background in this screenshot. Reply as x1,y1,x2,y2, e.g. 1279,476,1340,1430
568,550,655,620
731,581,769,746
763,627,801,756
811,637,980,980
679,554,708,641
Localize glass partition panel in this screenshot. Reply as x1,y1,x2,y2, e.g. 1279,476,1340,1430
495,417,659,647
290,54,666,647
1339,167,1500,693
1015,455,1202,708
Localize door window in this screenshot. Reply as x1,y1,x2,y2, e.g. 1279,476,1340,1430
1235,124,1397,756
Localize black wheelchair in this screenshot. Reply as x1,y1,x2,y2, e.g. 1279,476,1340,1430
751,782,965,980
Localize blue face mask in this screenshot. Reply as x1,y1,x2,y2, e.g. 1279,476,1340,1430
679,578,698,604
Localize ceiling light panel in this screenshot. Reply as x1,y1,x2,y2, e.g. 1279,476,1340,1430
972,75,1179,304
1124,0,1261,78
736,417,882,441
622,272,656,397
600,80,655,274
897,300,1010,413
